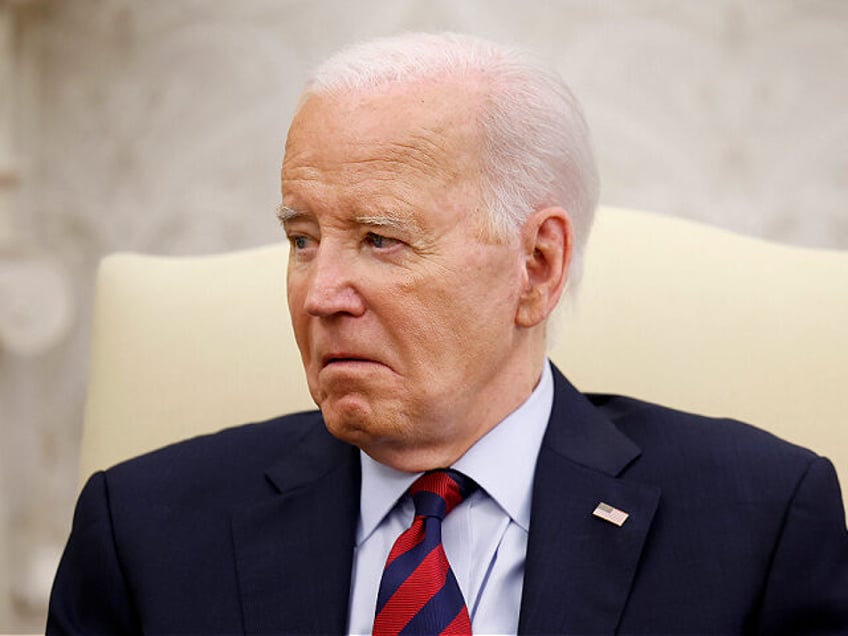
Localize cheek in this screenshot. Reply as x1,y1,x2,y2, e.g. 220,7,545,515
444,263,521,350
286,276,313,355
397,267,515,368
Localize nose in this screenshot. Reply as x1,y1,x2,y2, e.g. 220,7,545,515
302,244,366,318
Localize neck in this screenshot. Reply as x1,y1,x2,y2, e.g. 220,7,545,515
369,350,548,472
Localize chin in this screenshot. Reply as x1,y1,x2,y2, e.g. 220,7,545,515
321,398,415,456
320,396,378,443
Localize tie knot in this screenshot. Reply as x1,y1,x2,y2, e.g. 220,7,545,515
409,469,477,520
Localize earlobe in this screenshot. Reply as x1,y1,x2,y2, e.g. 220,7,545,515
515,207,572,328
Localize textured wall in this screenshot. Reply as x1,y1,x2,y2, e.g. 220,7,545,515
3,0,847,629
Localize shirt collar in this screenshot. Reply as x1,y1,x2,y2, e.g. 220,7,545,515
357,361,554,544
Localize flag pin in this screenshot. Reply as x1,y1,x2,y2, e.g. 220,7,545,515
593,502,629,527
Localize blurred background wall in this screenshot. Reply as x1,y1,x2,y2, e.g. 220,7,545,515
1,0,846,630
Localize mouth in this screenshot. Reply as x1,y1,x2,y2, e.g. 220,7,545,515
321,354,379,369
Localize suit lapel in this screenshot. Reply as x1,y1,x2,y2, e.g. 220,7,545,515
518,369,661,635
228,368,657,634
231,422,360,635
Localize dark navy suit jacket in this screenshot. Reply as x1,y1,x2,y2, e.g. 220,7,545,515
48,367,848,634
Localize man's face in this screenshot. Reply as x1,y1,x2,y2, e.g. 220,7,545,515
281,82,535,471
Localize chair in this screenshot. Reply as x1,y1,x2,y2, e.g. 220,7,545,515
78,206,848,514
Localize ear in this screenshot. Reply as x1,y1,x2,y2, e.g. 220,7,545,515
515,207,572,328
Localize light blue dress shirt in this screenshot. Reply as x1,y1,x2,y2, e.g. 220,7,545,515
347,362,554,635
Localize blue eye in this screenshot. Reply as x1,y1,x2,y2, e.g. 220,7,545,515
290,236,309,250
367,233,388,248
366,232,401,249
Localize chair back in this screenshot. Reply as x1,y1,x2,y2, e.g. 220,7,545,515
79,207,848,514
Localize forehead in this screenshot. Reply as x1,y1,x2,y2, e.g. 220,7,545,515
282,80,485,203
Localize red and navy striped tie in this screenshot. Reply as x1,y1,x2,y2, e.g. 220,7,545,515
373,469,478,636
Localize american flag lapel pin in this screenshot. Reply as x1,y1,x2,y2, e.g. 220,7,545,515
592,502,629,527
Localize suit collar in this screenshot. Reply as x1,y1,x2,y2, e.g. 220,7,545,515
518,366,661,634
542,365,641,476
229,367,660,634
232,421,360,634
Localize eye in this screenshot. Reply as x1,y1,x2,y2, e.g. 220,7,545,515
365,232,401,250
288,235,311,250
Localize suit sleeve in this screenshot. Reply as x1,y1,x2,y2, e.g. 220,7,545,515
756,456,848,635
46,471,141,635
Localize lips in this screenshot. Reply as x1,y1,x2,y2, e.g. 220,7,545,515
320,353,378,368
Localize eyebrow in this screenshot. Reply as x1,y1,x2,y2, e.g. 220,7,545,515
353,213,421,233
276,205,306,224
276,204,421,233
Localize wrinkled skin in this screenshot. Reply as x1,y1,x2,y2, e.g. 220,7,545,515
281,79,569,471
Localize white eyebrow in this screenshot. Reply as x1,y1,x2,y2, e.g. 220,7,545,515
276,205,422,233
354,213,421,233
276,205,307,224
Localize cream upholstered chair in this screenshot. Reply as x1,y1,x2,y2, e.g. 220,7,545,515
78,206,848,514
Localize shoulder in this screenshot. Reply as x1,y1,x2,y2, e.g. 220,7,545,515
590,392,816,462
94,409,330,504
589,393,825,503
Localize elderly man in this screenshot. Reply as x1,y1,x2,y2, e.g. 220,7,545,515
49,32,847,635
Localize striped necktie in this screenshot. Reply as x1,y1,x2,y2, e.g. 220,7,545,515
373,469,478,636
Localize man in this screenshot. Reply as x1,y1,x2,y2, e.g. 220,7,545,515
48,32,847,635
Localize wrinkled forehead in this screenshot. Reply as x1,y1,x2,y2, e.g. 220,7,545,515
283,79,486,178
294,70,488,129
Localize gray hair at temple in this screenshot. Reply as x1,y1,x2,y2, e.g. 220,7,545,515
300,32,600,292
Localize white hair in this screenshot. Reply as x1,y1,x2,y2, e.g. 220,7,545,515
301,32,599,291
